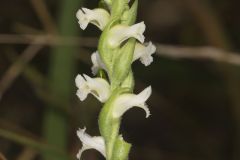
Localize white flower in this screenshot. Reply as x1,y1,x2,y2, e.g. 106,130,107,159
76,127,106,160
112,86,152,119
133,42,156,66
75,74,110,102
108,22,146,47
76,8,110,30
91,51,107,75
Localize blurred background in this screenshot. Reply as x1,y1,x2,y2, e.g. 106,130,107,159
1,0,240,160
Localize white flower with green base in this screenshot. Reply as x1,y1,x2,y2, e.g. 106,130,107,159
75,0,155,160
107,22,146,48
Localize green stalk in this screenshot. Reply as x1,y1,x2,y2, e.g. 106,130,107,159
42,0,83,159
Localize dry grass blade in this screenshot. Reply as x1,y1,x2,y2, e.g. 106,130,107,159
30,0,57,34
0,38,45,100
17,148,37,160
0,34,98,47
0,153,7,160
156,44,240,65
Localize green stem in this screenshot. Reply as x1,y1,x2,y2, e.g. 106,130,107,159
42,0,83,159
99,88,131,160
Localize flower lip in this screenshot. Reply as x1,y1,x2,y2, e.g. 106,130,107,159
133,41,156,66
75,74,88,101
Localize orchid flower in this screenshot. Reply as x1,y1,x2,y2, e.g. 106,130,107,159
112,86,152,119
75,74,110,102
133,42,156,66
108,22,146,48
91,51,107,75
76,127,106,160
76,8,110,30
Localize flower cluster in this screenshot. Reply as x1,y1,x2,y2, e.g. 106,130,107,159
75,0,156,160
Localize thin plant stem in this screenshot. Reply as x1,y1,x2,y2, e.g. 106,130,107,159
42,0,84,159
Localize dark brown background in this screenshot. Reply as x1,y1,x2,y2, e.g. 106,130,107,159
1,0,240,160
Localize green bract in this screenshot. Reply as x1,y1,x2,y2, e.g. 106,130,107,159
75,0,156,160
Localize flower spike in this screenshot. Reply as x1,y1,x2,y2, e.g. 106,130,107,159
76,127,106,160
76,8,110,30
133,42,156,66
75,74,110,102
108,22,146,48
76,0,153,159
112,86,152,119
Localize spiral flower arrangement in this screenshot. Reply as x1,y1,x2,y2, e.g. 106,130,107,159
75,0,156,159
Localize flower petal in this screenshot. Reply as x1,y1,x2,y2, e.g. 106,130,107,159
91,51,107,75
112,86,152,118
133,42,156,66
76,127,106,160
108,22,146,47
76,8,110,30
75,75,89,101
75,74,110,102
